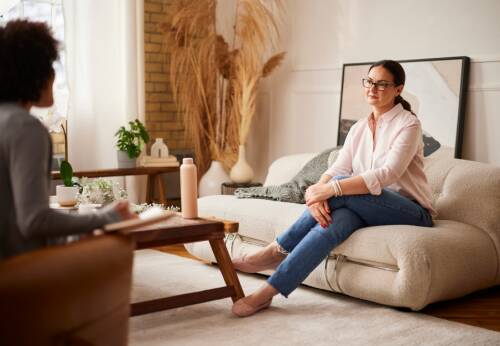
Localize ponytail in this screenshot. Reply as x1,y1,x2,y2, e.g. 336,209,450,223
395,95,415,116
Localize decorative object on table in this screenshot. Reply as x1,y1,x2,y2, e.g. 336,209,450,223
138,154,179,167
338,57,470,158
115,119,150,168
76,177,128,205
150,138,169,158
180,158,198,219
130,203,180,215
138,138,179,167
221,181,262,196
56,160,79,207
198,160,230,197
161,0,285,177
229,145,254,183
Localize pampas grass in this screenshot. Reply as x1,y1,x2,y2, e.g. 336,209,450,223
162,0,284,175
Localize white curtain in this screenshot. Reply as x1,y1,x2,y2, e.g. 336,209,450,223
63,0,146,203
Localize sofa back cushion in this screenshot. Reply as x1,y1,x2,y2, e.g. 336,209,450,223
264,153,317,186
424,152,500,244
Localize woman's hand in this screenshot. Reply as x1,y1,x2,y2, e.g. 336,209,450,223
308,201,332,228
305,182,334,206
113,201,139,220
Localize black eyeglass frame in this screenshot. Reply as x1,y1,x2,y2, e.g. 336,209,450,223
361,78,396,91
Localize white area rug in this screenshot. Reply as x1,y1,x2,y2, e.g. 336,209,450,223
129,250,500,346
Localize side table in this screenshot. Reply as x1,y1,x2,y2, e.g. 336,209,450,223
221,182,262,195
51,166,179,205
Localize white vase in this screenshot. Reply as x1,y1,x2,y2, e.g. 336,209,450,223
151,138,169,158
56,185,79,207
199,160,230,196
230,145,254,183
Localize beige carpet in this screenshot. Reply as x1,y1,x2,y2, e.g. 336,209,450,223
129,250,500,346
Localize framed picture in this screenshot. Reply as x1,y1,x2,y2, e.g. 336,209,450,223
337,57,470,158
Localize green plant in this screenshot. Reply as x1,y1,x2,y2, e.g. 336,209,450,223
115,119,150,159
60,160,75,187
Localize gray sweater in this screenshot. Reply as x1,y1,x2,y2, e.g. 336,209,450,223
0,103,120,260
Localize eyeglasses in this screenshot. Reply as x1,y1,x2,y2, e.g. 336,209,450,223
362,78,395,91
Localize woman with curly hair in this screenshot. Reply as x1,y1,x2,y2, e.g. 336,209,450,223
0,20,135,259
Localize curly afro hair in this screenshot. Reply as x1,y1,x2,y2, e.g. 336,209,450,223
0,19,59,103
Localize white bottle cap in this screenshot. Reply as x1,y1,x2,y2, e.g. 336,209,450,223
183,158,193,164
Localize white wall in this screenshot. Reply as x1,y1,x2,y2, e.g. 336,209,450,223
247,0,500,181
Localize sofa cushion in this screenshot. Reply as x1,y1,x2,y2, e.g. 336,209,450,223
264,153,316,186
199,195,304,243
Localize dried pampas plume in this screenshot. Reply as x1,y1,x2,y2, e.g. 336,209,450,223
162,0,285,175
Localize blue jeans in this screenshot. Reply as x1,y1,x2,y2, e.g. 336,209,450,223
267,176,433,297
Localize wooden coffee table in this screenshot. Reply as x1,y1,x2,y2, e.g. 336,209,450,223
126,215,244,316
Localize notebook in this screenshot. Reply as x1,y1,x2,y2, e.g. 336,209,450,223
104,206,176,233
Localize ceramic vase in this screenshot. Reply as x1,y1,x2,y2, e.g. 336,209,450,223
151,138,169,158
199,160,230,196
230,145,254,183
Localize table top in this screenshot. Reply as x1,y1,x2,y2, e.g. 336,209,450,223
51,166,179,179
120,214,238,249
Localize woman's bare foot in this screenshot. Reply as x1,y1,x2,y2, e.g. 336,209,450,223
232,241,286,273
232,283,278,317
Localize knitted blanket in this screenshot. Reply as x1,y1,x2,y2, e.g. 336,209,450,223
234,147,342,204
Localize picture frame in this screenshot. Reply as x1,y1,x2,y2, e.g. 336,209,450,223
337,57,470,158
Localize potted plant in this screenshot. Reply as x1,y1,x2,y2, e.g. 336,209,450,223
56,160,79,207
115,119,150,168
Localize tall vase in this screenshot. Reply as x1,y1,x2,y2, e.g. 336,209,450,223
198,160,230,196
230,145,254,183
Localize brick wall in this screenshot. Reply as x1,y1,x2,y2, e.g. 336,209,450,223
144,0,188,153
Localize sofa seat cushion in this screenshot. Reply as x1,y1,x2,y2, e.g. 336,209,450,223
199,195,305,243
328,220,497,308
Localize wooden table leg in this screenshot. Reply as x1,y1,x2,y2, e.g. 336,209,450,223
156,174,167,205
209,239,245,302
146,174,154,203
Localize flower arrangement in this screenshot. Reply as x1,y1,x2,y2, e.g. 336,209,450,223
131,203,180,214
76,177,128,205
161,0,285,175
76,177,180,214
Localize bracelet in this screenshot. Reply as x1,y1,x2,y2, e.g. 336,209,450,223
330,179,343,197
335,179,343,197
330,180,339,197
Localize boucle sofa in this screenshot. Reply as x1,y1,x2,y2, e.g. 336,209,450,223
186,149,500,311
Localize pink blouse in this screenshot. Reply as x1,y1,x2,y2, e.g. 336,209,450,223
325,103,437,218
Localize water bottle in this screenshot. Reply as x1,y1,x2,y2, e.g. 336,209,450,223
180,158,198,218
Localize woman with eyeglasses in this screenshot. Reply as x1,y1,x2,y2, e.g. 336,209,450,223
231,59,436,317
0,20,137,260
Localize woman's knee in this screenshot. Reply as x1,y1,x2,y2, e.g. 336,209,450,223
322,208,365,240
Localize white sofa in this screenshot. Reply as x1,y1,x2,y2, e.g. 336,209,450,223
186,149,500,311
